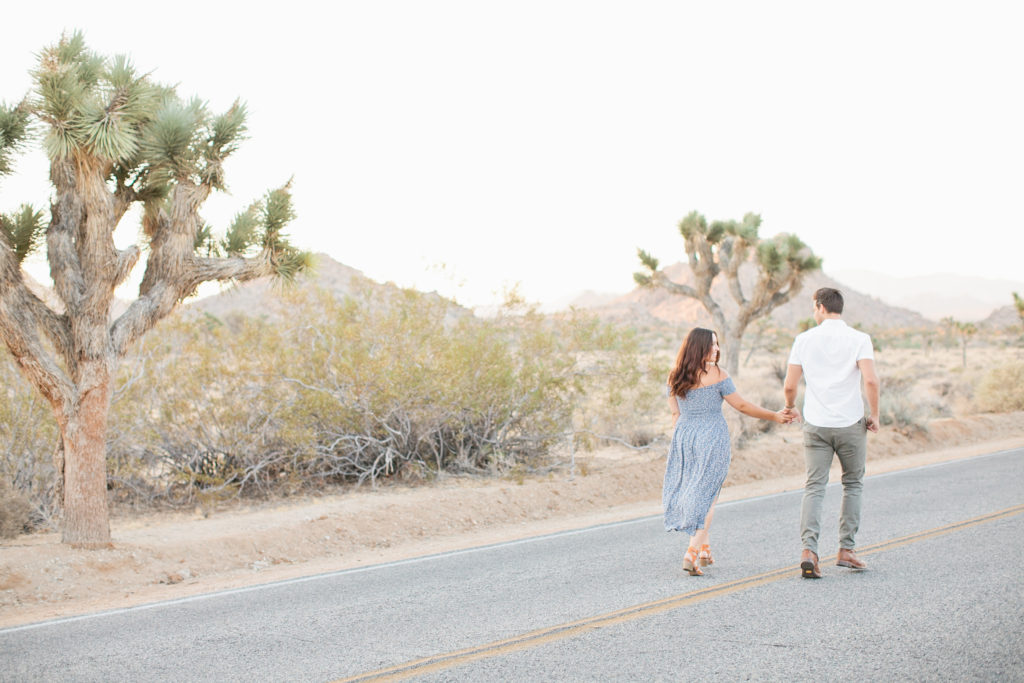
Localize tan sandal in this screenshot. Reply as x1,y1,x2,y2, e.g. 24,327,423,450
698,544,714,567
682,546,703,576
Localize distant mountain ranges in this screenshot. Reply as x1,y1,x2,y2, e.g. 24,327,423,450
559,262,929,332
186,256,1020,331
21,255,1021,331
564,266,1022,330
831,270,1023,325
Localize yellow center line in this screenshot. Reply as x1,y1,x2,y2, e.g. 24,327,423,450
334,503,1024,683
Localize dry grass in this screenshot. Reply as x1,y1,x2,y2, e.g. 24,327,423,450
975,361,1024,413
0,479,32,538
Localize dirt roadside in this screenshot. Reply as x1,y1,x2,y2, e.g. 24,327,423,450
1,412,1022,629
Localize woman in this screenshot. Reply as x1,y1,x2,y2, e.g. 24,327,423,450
663,327,792,575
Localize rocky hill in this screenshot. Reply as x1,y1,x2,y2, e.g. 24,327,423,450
185,253,471,322
571,262,931,332
981,305,1021,330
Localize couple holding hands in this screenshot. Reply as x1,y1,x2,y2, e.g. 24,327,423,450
663,287,880,578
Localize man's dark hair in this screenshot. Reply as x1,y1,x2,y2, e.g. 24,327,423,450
814,287,844,314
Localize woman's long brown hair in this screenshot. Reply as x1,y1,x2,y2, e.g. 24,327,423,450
668,328,719,398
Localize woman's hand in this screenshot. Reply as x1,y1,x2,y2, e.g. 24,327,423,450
774,409,795,424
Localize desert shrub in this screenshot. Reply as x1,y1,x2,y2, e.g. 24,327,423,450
272,289,654,483
878,375,937,433
975,362,1024,413
106,311,303,508
3,284,653,513
0,478,33,538
879,392,929,434
0,351,58,527
624,428,656,448
97,285,653,508
565,314,661,451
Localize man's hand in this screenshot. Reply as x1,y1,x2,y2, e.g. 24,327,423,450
782,406,802,424
865,414,880,433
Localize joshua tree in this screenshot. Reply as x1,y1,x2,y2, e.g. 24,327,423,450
941,317,977,368
635,211,821,375
0,33,310,546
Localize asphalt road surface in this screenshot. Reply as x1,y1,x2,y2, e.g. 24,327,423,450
3,448,1022,682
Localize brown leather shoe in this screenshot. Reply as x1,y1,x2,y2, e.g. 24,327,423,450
800,549,821,579
836,548,867,570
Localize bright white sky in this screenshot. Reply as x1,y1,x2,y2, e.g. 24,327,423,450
2,1,1021,308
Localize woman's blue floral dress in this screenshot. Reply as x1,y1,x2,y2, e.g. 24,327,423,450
663,377,736,535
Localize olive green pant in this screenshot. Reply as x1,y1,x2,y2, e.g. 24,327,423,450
800,419,867,555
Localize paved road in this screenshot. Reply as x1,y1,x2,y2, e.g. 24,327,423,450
2,449,1022,682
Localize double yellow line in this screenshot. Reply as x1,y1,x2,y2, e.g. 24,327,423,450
336,503,1024,682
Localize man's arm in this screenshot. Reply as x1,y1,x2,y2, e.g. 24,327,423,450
858,358,880,433
783,364,803,421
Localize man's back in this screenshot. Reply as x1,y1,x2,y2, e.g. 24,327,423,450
789,319,873,427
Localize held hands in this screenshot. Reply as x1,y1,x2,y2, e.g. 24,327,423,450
778,406,802,424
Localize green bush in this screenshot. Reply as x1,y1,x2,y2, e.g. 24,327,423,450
975,362,1024,413
106,307,308,508
97,286,654,508
2,285,654,513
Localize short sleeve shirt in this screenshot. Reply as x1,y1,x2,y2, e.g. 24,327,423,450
788,319,874,428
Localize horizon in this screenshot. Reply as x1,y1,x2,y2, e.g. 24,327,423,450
3,2,1023,312
23,252,1018,324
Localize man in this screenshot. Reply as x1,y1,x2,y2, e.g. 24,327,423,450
783,287,880,579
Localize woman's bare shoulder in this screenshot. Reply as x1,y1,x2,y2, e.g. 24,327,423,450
699,365,729,387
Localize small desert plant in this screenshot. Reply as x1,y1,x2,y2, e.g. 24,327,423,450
878,376,931,434
626,428,657,448
0,478,33,538
975,362,1024,413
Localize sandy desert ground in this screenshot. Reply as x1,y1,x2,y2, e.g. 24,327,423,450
1,408,1022,630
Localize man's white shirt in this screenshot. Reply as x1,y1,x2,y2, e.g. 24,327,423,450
788,319,874,428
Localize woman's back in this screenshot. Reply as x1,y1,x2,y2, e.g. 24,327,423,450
674,368,734,420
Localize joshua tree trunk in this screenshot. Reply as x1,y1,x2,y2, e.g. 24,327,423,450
58,361,113,545
723,322,749,376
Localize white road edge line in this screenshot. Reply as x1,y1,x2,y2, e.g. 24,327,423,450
2,446,1019,635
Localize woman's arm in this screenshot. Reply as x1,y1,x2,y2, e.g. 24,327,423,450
667,394,680,421
724,390,789,423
